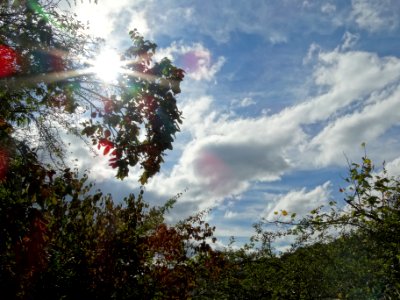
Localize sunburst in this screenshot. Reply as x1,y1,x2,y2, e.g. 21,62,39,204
90,48,123,83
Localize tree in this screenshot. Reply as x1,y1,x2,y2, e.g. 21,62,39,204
0,1,226,299
0,143,221,298
0,0,184,183
194,151,400,299
249,152,400,299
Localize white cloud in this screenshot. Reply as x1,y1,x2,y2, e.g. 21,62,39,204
313,51,400,95
64,132,142,197
224,210,238,219
127,10,150,37
303,49,400,166
321,3,336,14
231,97,256,108
265,182,332,220
240,97,256,107
303,43,321,64
381,157,400,177
68,0,371,53
157,42,225,81
145,97,302,216
268,32,288,45
351,0,398,32
213,225,256,239
70,0,131,39
309,86,400,165
129,1,342,44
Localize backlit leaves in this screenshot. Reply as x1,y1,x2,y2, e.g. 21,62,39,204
80,33,184,182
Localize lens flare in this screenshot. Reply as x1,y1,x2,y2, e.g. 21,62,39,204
181,51,202,73
195,150,232,193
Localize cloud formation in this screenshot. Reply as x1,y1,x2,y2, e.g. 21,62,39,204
143,44,400,224
65,1,400,244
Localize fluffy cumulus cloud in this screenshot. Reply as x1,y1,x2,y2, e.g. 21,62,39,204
385,157,400,176
265,182,332,219
306,49,400,166
309,86,400,165
142,42,400,223
61,37,400,230
145,97,302,216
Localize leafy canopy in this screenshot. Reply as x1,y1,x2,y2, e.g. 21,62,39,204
0,0,184,183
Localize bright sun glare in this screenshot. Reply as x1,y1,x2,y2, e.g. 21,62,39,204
91,49,123,83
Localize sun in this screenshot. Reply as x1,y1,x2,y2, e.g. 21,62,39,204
91,48,123,83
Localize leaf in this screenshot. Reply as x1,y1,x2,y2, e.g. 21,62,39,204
103,146,111,155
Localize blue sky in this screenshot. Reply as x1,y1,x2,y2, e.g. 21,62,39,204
65,0,400,247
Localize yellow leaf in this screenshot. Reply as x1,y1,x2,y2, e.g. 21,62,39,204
282,210,288,216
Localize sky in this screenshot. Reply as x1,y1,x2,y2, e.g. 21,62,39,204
63,0,400,247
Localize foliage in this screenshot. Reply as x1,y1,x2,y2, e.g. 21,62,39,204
0,1,225,299
2,2,400,299
0,140,220,299
191,153,400,300
283,154,400,298
0,0,184,182
0,7,210,291
219,153,399,299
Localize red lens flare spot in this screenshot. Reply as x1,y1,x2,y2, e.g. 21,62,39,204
195,151,232,193
0,45,17,78
181,51,202,73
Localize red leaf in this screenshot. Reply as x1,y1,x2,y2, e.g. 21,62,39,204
0,45,17,78
103,146,111,155
109,162,118,169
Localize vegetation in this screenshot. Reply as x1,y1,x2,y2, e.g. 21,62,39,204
1,0,183,183
196,154,400,299
1,1,218,298
0,149,221,299
1,1,399,299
